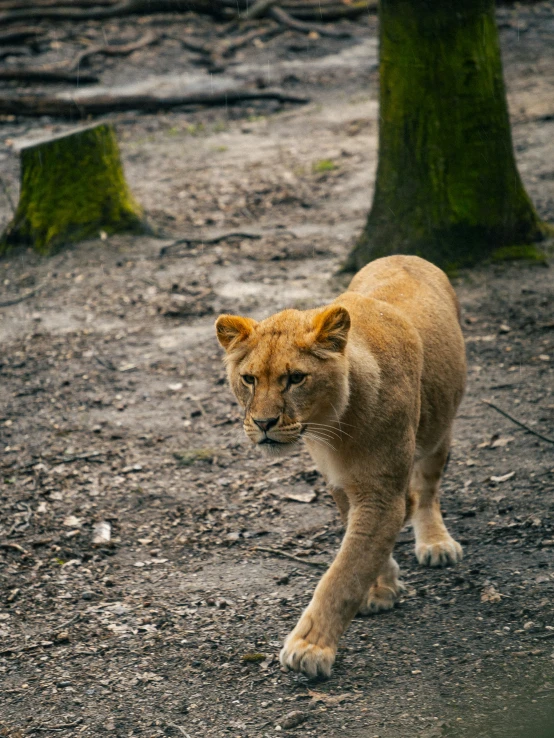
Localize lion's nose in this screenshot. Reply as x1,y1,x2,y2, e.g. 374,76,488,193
253,416,280,432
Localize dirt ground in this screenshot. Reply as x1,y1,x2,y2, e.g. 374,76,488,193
1,3,554,737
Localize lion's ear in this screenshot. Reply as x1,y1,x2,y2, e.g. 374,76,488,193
312,306,350,354
215,314,257,351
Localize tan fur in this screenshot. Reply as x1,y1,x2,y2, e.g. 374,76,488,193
215,255,466,678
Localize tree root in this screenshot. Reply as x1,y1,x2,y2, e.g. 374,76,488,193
65,30,158,70
0,68,98,83
0,87,309,117
269,5,351,36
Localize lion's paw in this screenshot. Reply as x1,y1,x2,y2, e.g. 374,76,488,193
358,580,405,615
280,632,336,678
416,536,462,567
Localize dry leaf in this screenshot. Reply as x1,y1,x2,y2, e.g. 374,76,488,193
63,515,82,527
308,690,356,705
491,436,514,448
285,490,317,504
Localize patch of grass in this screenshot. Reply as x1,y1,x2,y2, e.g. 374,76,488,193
173,448,214,466
241,652,267,663
491,244,547,264
312,159,338,173
211,145,228,153
185,123,205,137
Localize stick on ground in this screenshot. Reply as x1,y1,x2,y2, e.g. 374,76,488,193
253,545,328,568
481,399,554,445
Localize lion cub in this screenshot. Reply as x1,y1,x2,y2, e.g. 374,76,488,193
215,255,466,678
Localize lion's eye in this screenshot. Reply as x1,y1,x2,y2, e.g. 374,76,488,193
289,372,306,385
242,374,255,386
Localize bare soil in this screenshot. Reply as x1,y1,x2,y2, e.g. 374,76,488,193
1,4,554,738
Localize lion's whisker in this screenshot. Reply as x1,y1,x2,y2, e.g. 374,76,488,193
304,423,353,440
303,431,337,453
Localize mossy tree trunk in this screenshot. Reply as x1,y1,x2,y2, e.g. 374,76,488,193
1,122,147,256
346,0,547,272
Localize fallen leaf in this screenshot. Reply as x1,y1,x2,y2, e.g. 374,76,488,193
63,515,82,528
491,436,514,448
285,490,317,503
308,689,355,705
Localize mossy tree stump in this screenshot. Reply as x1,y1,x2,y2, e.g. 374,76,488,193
346,0,548,273
0,122,147,256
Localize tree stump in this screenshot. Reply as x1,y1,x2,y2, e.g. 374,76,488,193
345,0,549,273
0,122,148,256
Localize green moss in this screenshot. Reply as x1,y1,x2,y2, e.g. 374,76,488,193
313,159,338,173
0,123,147,256
491,244,547,263
345,0,548,272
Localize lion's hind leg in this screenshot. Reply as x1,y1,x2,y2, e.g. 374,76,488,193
358,555,404,615
410,438,462,567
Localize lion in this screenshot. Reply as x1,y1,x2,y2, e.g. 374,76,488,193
215,255,466,678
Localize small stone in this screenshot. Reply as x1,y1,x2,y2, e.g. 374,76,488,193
280,711,309,730
81,590,94,601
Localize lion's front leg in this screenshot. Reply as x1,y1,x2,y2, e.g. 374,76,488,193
280,495,405,678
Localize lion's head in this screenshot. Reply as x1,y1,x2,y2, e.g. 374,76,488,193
215,306,351,455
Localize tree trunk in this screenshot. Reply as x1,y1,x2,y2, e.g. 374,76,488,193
346,0,547,272
1,122,147,255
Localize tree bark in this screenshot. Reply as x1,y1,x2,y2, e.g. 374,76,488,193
346,0,547,272
0,123,147,255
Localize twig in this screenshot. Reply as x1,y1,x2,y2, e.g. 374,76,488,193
269,5,351,37
51,451,107,465
0,26,43,44
247,0,276,19
28,719,83,733
0,87,309,117
160,231,261,256
481,399,554,445
252,545,327,568
0,541,29,555
0,279,49,308
0,614,81,657
167,724,192,738
219,24,279,57
66,30,157,71
0,0,232,24
8,450,107,470
0,46,31,60
50,613,81,633
282,0,375,21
